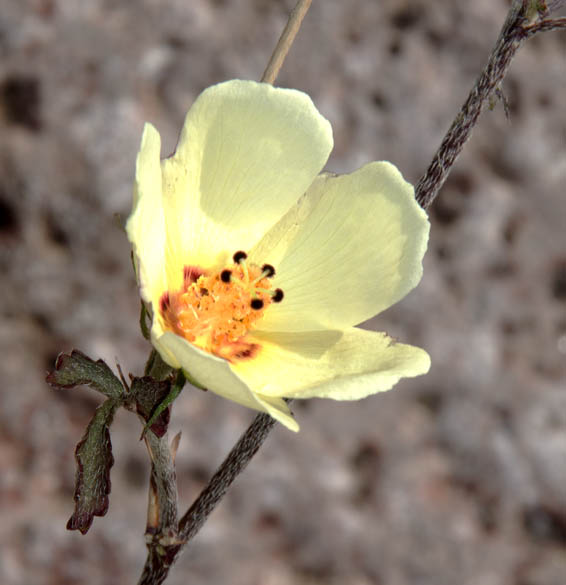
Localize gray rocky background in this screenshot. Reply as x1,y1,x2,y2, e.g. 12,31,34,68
1,1,566,584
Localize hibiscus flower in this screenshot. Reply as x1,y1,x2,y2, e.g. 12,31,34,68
127,79,430,431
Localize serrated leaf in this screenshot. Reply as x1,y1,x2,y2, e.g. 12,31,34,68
46,350,125,400
67,398,118,534
130,376,172,438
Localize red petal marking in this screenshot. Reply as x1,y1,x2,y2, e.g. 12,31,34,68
159,292,171,313
216,340,260,364
184,265,206,284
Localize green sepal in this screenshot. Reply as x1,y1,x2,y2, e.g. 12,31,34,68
130,375,176,438
140,370,186,439
139,300,151,341
144,349,174,380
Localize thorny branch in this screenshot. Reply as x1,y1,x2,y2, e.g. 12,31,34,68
137,1,566,583
415,1,566,210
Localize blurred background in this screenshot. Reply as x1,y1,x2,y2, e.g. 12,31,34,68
1,1,566,584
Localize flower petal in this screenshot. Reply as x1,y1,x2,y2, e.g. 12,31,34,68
126,123,167,306
252,162,429,331
152,329,299,431
232,328,430,399
159,79,333,289
253,394,300,433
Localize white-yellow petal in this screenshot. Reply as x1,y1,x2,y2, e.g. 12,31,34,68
152,329,299,431
232,328,430,399
253,162,429,331
253,394,300,433
126,123,167,306
158,79,333,290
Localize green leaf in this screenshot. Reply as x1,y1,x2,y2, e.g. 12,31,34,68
67,398,118,534
130,376,173,438
46,350,125,400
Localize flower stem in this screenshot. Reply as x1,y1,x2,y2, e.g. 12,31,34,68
260,0,313,84
177,412,276,541
138,412,277,585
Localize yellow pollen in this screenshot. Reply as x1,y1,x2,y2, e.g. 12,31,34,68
161,260,275,357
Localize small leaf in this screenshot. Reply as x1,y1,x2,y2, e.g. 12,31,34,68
67,398,118,534
46,350,125,400
130,376,172,438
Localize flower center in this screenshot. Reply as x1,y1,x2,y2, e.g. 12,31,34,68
160,251,283,361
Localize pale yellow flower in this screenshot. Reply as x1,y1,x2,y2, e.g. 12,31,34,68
127,80,430,432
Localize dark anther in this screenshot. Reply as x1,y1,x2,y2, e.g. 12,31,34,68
272,289,284,303
261,264,276,278
233,251,247,263
220,269,232,283
199,287,209,296
251,299,264,310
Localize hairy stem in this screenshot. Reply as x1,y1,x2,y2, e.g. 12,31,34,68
144,431,178,534
138,413,277,585
524,16,566,35
178,412,276,540
415,1,566,210
138,355,181,585
415,0,525,209
138,552,168,585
